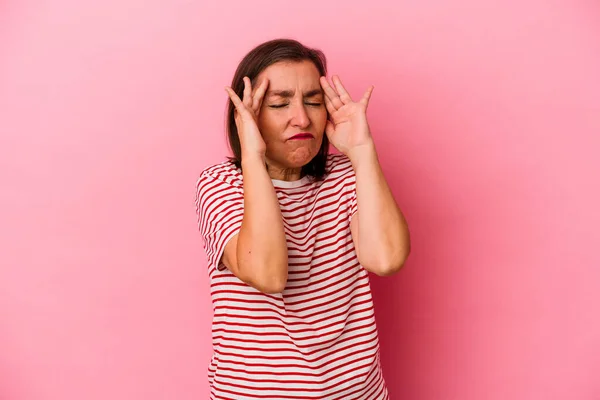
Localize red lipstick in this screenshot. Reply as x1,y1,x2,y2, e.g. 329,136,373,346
289,133,314,140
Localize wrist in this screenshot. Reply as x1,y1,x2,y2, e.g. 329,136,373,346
241,152,266,165
241,153,267,172
347,140,378,168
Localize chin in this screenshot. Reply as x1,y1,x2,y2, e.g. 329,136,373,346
286,147,318,167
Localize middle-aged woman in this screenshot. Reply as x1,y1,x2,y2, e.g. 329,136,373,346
195,38,411,399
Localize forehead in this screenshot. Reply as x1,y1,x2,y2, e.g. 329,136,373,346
257,60,321,89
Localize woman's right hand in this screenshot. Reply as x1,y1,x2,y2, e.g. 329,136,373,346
225,77,269,160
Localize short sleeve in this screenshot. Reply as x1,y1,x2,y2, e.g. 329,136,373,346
349,174,358,220
337,154,358,222
195,168,244,275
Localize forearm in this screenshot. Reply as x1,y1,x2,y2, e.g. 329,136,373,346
348,142,411,275
237,156,288,292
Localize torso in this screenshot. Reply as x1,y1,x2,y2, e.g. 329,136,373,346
197,153,389,400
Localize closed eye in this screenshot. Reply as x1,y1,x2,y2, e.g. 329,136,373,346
268,102,322,109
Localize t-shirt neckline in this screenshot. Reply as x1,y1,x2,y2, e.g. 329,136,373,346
271,175,312,189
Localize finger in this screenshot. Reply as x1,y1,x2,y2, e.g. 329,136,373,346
323,93,337,115
225,86,244,109
332,75,353,104
252,78,269,113
360,85,374,108
320,76,343,110
242,77,252,108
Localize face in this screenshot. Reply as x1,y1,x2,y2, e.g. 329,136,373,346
255,60,327,174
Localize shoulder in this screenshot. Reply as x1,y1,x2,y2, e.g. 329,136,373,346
195,159,243,212
325,153,355,180
196,159,243,191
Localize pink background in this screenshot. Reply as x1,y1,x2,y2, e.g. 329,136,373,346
1,0,599,399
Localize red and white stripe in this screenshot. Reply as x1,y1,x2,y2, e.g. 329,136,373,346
196,153,389,400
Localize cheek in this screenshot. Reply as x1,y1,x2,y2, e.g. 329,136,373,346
257,112,280,139
310,108,328,132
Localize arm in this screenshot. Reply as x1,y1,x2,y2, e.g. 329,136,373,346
221,76,288,294
320,75,410,276
348,142,411,276
222,156,288,294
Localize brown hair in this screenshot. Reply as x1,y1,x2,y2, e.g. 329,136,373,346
226,38,330,180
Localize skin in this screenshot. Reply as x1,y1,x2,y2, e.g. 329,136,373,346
255,60,327,181
222,60,411,293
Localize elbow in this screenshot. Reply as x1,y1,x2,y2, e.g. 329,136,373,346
257,273,288,294
372,261,405,276
256,258,288,294
236,242,289,294
239,263,288,294
363,246,411,277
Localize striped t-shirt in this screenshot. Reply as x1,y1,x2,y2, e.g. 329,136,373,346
195,153,389,400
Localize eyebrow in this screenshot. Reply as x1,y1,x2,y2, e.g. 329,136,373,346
267,89,323,98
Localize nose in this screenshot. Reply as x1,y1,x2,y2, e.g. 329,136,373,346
290,102,310,129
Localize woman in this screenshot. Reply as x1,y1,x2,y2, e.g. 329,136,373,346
195,38,410,400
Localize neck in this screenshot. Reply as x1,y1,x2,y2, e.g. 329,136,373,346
266,161,302,181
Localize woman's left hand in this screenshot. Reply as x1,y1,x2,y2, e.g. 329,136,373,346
320,75,375,157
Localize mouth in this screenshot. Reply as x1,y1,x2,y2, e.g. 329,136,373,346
289,133,314,140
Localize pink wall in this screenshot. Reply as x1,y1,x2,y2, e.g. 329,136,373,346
1,1,599,399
